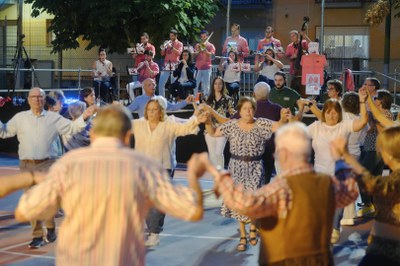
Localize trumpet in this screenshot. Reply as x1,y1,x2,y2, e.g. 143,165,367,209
160,40,172,50
213,55,229,60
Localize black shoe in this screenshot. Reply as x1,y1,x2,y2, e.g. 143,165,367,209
28,237,44,249
46,228,57,243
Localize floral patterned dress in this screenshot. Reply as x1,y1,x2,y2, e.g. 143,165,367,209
219,118,273,222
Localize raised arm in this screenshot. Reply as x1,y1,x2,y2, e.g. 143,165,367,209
366,88,396,128
308,99,323,121
271,108,290,133
215,173,292,219
352,87,368,132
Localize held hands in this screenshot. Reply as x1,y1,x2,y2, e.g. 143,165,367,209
279,108,292,123
358,87,368,102
83,105,98,120
185,95,195,104
187,152,221,180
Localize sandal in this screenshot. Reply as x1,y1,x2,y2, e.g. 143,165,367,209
249,229,258,246
236,237,247,252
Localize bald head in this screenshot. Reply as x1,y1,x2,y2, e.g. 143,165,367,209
142,78,156,96
91,105,132,142
28,87,46,114
275,122,311,164
253,82,270,100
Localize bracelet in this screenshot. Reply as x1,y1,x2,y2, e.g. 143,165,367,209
359,101,366,104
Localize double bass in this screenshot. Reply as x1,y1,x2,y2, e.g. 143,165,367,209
294,16,310,75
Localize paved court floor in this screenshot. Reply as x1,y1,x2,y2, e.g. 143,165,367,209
0,154,371,266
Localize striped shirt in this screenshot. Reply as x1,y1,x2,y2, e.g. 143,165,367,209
17,137,199,266
216,165,358,219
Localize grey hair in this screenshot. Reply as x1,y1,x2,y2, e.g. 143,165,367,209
68,101,86,120
275,122,311,161
253,82,270,100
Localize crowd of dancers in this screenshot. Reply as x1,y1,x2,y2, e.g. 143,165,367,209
0,23,400,266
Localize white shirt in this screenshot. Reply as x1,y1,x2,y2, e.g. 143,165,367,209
132,117,199,169
222,62,241,83
0,110,86,160
343,112,365,158
259,63,281,80
308,120,353,176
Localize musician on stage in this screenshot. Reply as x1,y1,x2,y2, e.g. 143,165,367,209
222,23,249,63
257,26,284,59
127,50,159,100
194,30,216,97
285,30,310,98
159,29,183,97
92,48,114,103
131,32,156,68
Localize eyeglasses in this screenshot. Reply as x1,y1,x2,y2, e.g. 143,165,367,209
364,83,374,87
373,96,380,101
29,95,44,99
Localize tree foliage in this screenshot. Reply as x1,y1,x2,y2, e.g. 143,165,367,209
364,0,400,26
25,0,220,54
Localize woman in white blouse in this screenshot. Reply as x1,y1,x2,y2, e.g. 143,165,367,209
132,96,207,246
218,51,241,105
254,48,283,88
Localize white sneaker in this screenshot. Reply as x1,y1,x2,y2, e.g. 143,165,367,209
145,233,160,247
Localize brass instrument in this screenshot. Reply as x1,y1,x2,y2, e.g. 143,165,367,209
160,40,172,50
199,31,214,51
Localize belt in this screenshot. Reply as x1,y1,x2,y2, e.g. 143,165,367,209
20,158,50,164
230,154,263,162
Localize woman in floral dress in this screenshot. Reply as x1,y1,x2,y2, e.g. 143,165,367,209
205,96,287,251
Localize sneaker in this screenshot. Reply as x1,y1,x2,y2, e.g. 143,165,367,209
331,229,340,244
340,218,355,226
28,237,44,249
357,204,375,217
46,228,57,243
145,233,160,247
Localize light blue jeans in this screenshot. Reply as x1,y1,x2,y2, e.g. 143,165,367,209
195,69,212,96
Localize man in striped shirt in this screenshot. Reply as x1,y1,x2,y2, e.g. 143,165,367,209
14,105,218,266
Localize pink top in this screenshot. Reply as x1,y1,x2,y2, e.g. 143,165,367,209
285,40,308,75
222,35,249,62
194,42,216,70
161,40,183,67
257,37,282,51
134,43,156,67
301,54,327,85
137,60,160,82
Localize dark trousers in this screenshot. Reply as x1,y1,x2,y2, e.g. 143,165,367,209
256,75,275,89
290,75,306,98
359,150,385,204
169,80,196,99
146,169,175,234
93,80,112,103
225,81,240,105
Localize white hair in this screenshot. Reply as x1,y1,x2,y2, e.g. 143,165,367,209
253,82,270,100
275,122,311,160
152,96,168,111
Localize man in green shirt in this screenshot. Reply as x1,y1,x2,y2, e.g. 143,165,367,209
269,71,300,115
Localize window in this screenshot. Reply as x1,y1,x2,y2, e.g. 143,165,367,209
316,26,369,72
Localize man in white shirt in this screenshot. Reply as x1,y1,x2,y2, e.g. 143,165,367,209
0,87,95,249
